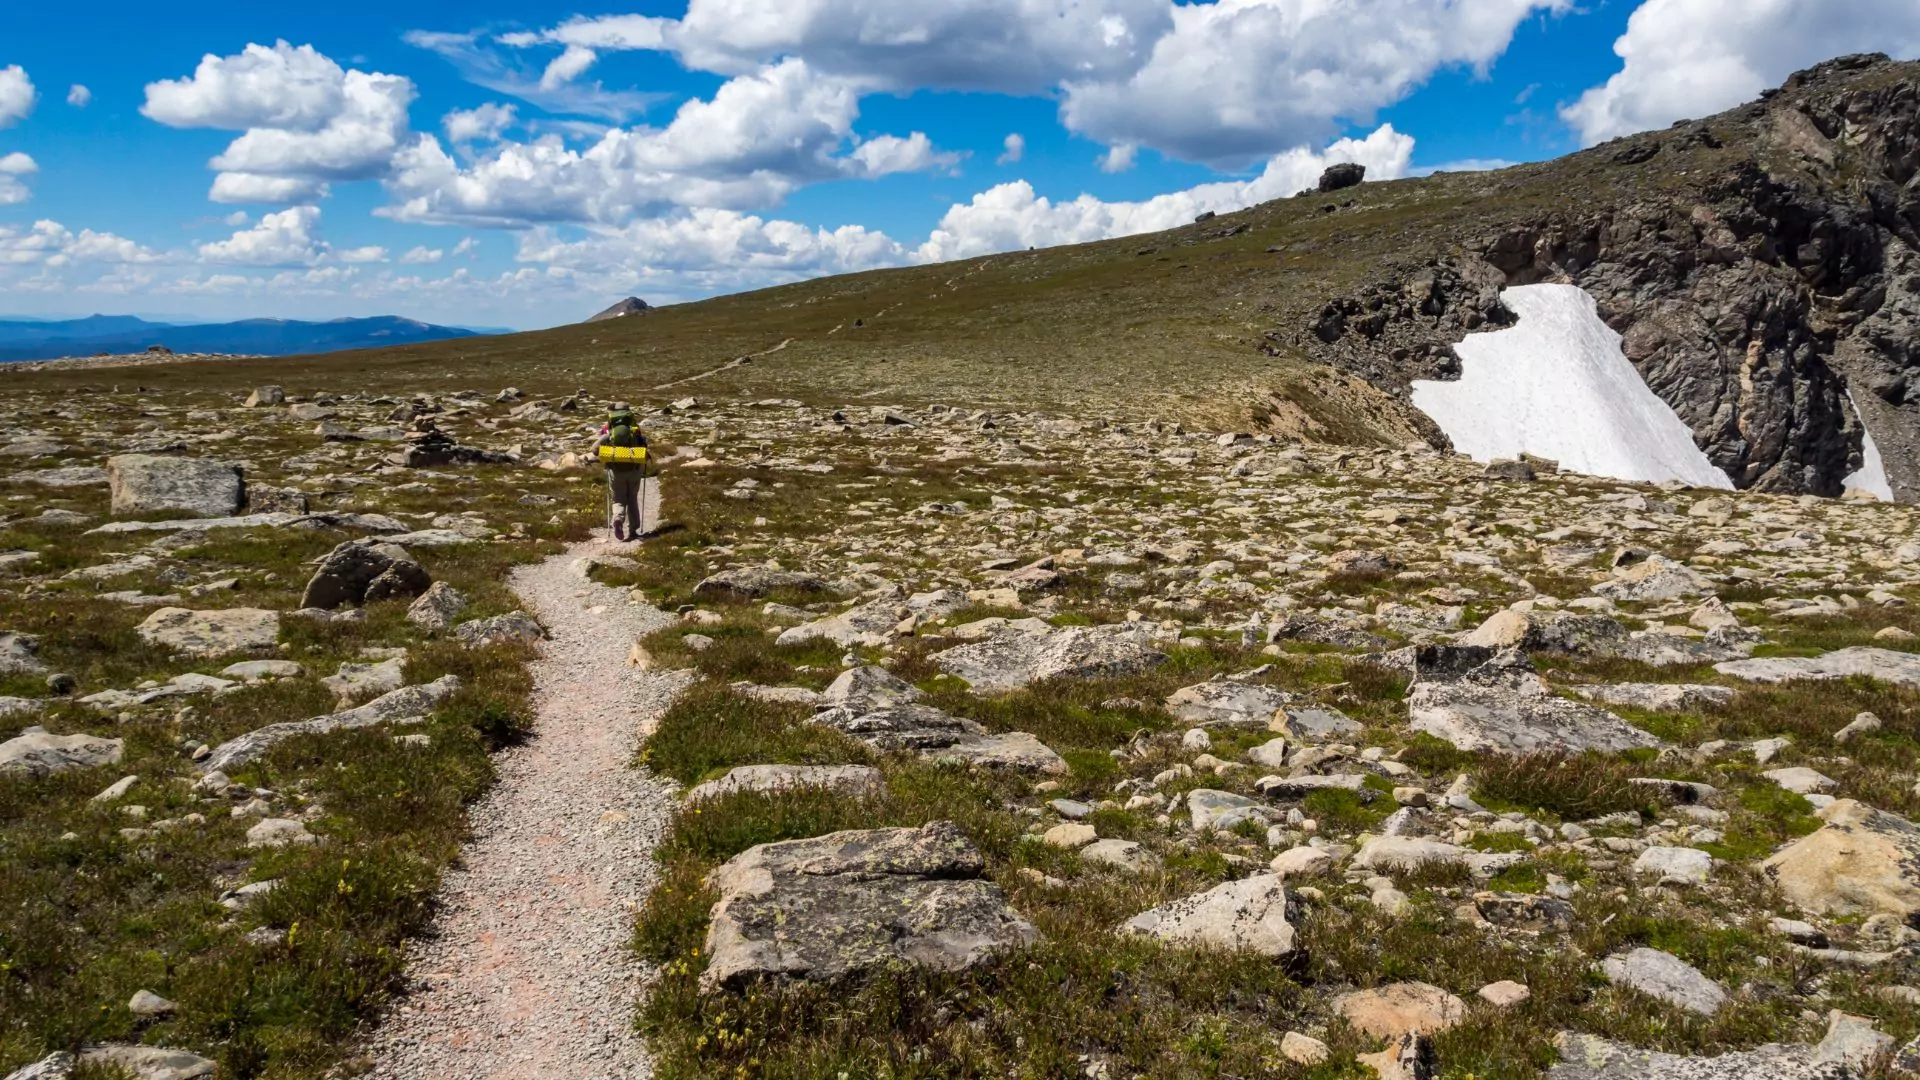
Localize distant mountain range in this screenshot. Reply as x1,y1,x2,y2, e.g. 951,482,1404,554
0,314,494,363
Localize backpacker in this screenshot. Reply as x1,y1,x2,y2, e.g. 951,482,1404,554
600,409,648,466
608,409,641,447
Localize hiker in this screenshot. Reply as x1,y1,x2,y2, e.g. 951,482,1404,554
589,402,649,540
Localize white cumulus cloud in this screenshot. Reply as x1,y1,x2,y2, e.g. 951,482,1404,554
444,102,516,144
916,123,1414,262
66,84,90,108
198,205,327,266
998,133,1025,165
0,151,35,205
144,41,416,203
400,245,444,264
1563,0,1920,146
0,66,34,128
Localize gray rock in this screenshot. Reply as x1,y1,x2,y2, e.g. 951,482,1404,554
1592,556,1713,602
1408,651,1664,755
1079,838,1161,873
136,607,279,658
1600,947,1727,1015
321,657,406,702
247,818,317,848
1571,683,1736,711
933,623,1167,694
1814,1012,1894,1070
17,465,107,487
694,568,829,600
686,764,883,803
406,581,468,630
1354,835,1469,872
220,659,304,682
0,696,43,719
775,597,905,648
1717,648,1920,689
811,698,1067,774
82,1045,216,1080
1188,788,1270,831
200,675,462,773
107,455,244,519
452,612,544,646
821,665,923,710
0,727,124,776
701,821,1037,990
128,990,178,1017
0,631,46,677
1548,1032,1854,1080
1634,846,1714,885
1762,799,1920,925
1120,873,1297,956
1255,773,1368,798
1277,705,1365,741
300,539,431,610
244,385,284,408
1165,678,1295,727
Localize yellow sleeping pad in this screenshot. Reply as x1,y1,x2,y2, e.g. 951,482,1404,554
598,446,648,465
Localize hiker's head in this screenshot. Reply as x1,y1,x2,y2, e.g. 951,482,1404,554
609,403,635,424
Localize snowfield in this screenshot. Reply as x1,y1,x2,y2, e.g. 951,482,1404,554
1844,393,1894,501
1412,284,1734,490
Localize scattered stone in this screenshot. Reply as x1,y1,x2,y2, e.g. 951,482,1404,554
1592,556,1712,602
1188,788,1270,831
1599,947,1726,1016
1765,766,1837,795
406,582,469,630
1165,678,1295,727
321,657,406,702
1834,711,1882,743
247,818,317,848
128,990,178,1017
1079,838,1161,873
0,631,46,677
453,611,545,646
700,822,1037,990
694,568,829,600
200,675,462,772
1407,650,1663,754
1479,980,1532,1008
1633,846,1714,885
1280,1031,1331,1066
1120,873,1297,956
221,659,304,682
1270,846,1334,877
107,455,244,518
932,623,1167,694
1042,823,1098,848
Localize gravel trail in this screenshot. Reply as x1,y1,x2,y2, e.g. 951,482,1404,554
365,519,685,1080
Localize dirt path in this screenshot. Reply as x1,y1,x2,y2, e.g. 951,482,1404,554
364,516,683,1079
648,338,792,391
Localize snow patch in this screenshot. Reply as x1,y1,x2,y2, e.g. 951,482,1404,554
1412,284,1733,490
1843,392,1893,502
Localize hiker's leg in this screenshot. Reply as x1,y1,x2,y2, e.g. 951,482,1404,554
613,471,642,538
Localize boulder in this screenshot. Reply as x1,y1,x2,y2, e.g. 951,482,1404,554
1318,162,1366,192
1165,678,1296,727
1548,1031,1855,1080
1407,651,1664,755
244,385,285,408
135,607,279,658
300,539,431,610
932,623,1167,694
1460,610,1628,653
1592,556,1713,602
686,764,884,803
1717,648,1920,689
1188,788,1270,831
0,727,124,776
1120,873,1297,956
811,697,1068,774
1277,704,1364,741
1761,800,1920,924
107,455,244,519
452,612,544,646
1336,982,1467,1040
821,665,923,710
320,657,406,703
1634,846,1714,885
406,582,468,630
1600,947,1727,1016
701,821,1037,990
775,597,906,648
1079,838,1161,873
200,675,461,773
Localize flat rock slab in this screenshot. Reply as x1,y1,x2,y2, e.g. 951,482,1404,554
1188,788,1270,831
1336,982,1468,1040
88,511,406,536
1717,647,1920,689
452,611,544,646
1120,873,1297,956
1165,679,1295,727
1601,947,1727,1016
200,675,461,773
933,623,1167,694
1548,1032,1853,1080
686,764,884,803
775,597,904,648
4,1045,217,1080
1571,683,1736,711
1256,773,1368,798
0,631,45,677
701,821,1037,990
812,700,1067,774
1408,656,1663,755
136,607,279,658
0,728,124,776
1762,799,1920,924
14,465,107,487
108,454,243,518
1277,705,1365,741
694,568,829,600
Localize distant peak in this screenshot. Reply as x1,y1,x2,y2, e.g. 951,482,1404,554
586,297,652,323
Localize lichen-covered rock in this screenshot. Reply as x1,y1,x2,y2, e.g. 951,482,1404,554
1761,799,1920,924
693,568,829,600
200,675,462,773
933,623,1167,694
686,764,884,803
0,631,46,677
301,539,431,610
136,607,279,658
0,727,124,777
107,454,244,518
701,822,1037,990
452,611,544,646
1165,678,1296,727
406,581,468,630
1336,982,1467,1040
1120,873,1297,957
1548,1031,1855,1080
1718,648,1920,689
1600,947,1727,1016
1407,650,1664,754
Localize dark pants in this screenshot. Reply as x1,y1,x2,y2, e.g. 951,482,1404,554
608,467,643,537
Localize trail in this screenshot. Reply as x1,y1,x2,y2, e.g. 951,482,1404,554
648,338,792,391
364,491,684,1080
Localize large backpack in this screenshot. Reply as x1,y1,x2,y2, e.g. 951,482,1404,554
608,410,641,447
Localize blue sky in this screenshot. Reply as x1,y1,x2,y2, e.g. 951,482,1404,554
0,0,1914,330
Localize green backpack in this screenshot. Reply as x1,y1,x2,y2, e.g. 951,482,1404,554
608,410,641,447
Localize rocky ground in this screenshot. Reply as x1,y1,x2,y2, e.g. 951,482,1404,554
2,382,1919,1079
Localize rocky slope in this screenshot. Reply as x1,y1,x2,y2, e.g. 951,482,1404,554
1309,54,1920,500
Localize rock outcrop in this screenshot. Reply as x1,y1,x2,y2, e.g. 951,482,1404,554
107,455,244,518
